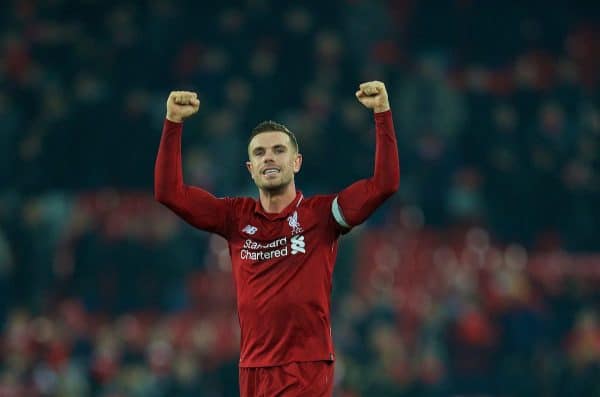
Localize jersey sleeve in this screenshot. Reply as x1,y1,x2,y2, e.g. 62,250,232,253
154,119,233,239
333,110,400,230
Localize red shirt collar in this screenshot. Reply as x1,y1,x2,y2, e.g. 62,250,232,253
254,191,304,220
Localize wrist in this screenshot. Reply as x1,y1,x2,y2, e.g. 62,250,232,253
374,104,390,113
166,114,183,123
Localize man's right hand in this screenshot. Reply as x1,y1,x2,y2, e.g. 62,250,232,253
166,91,200,123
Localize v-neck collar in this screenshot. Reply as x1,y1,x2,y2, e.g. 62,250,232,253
254,191,304,220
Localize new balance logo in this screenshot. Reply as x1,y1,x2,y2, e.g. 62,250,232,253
242,225,258,235
290,235,305,254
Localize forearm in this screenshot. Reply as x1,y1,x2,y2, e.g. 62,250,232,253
154,119,230,235
337,110,399,226
154,119,186,205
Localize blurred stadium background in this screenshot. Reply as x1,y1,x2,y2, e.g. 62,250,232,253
1,0,599,396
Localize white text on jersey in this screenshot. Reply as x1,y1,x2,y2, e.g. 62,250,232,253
240,236,306,261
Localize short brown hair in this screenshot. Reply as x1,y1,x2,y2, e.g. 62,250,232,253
249,120,298,152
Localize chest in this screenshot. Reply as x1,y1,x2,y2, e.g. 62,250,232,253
229,208,334,263
235,209,321,241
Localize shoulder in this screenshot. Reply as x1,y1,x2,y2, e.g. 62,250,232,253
302,193,349,235
301,194,336,212
225,196,256,214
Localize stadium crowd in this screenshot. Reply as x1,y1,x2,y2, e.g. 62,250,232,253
1,1,599,396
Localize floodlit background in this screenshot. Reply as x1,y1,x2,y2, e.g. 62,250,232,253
1,1,599,396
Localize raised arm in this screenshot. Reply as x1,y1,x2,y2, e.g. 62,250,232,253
154,91,232,237
332,81,400,229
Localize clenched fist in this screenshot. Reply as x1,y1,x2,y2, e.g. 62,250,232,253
166,91,200,123
355,81,390,113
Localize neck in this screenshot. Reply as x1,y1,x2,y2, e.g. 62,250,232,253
258,182,297,214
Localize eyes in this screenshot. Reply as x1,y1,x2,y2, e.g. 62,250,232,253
252,145,287,157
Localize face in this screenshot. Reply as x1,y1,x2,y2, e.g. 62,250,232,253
246,131,302,192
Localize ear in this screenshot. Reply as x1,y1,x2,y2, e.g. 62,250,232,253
246,161,254,178
293,153,303,173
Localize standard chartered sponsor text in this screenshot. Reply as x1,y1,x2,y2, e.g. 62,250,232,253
241,237,288,260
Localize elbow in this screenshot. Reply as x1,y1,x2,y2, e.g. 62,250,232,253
374,161,400,199
154,183,172,206
379,176,400,199
154,182,187,211
154,190,168,206
155,191,179,212
381,186,397,201
389,176,400,196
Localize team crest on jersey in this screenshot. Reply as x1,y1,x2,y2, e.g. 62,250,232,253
242,224,258,235
287,211,303,235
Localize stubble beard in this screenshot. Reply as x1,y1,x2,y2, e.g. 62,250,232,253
257,173,292,194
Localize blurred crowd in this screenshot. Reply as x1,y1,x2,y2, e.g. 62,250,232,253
1,0,599,396
339,207,599,396
0,195,598,396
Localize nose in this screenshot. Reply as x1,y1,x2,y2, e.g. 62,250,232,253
263,151,275,163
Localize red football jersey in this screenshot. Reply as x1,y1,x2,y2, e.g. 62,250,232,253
218,192,343,366
155,111,399,367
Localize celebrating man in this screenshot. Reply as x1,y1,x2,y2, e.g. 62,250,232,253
155,81,399,396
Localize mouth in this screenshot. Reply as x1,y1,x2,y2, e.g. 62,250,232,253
262,167,281,176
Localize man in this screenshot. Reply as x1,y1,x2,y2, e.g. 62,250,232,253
155,81,399,396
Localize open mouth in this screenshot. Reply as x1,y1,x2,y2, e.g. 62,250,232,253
262,167,280,176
